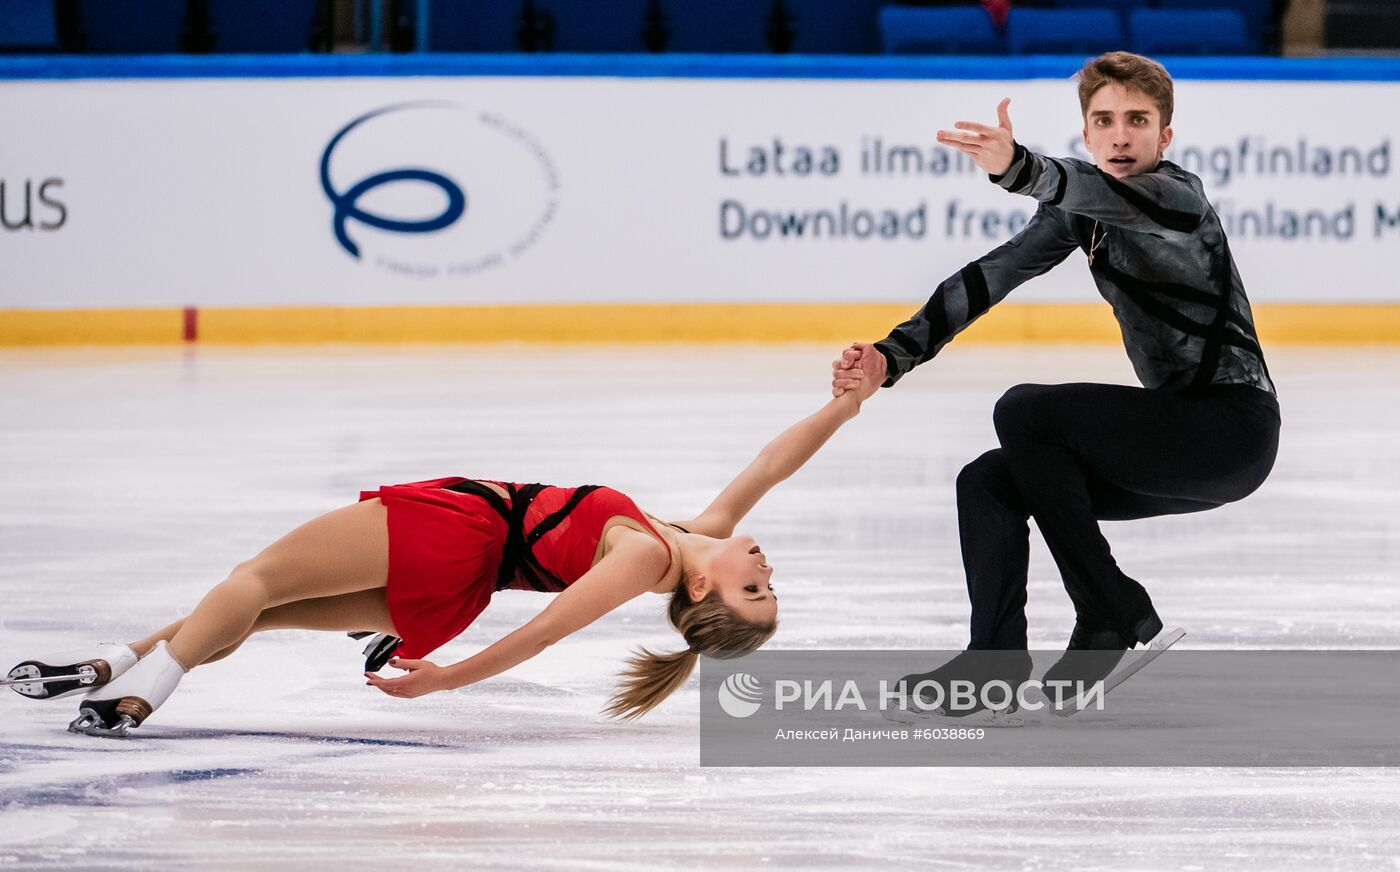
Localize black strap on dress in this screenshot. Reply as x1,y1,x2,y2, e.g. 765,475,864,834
444,479,601,593
348,479,600,673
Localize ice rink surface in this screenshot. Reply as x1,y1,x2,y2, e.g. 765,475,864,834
1,344,1397,870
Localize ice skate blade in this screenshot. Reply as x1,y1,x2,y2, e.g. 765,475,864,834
1052,626,1186,718
2,672,97,687
67,712,136,738
930,707,1024,728
5,662,101,700
880,704,1023,728
880,705,923,725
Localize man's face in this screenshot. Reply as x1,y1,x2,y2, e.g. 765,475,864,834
1082,82,1173,178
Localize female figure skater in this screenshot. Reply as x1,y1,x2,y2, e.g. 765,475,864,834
7,367,880,736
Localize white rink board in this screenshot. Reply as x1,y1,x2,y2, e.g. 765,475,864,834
3,76,1400,307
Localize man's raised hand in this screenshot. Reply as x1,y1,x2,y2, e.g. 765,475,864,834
935,97,1017,177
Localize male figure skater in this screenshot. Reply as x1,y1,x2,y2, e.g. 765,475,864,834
835,52,1281,711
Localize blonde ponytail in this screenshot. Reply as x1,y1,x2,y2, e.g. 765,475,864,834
604,646,700,721
605,580,777,720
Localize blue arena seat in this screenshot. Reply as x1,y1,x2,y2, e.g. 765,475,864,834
783,0,884,54
425,1,521,52
206,0,322,53
1007,8,1123,55
420,0,882,55
1152,0,1273,52
879,6,1004,55
424,1,681,53
1129,8,1251,55
422,1,675,53
540,0,653,52
640,0,885,54
71,0,187,53
0,0,57,51
664,0,771,52
424,1,769,53
1039,0,1141,15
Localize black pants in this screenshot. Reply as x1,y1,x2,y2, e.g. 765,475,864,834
958,382,1281,650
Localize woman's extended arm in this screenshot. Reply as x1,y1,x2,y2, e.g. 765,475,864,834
678,378,872,539
365,533,670,697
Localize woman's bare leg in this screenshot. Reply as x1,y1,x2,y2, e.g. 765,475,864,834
130,619,186,659
162,499,390,670
200,588,396,665
129,587,396,667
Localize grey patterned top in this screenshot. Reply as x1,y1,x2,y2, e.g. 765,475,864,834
874,143,1276,397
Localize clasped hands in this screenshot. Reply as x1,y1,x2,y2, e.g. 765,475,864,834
832,342,887,401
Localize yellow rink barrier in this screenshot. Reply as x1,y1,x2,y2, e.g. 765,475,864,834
3,302,1400,346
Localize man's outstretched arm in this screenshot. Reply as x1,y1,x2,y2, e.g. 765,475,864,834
838,203,1079,391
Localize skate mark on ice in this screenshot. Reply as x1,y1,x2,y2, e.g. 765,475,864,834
484,678,581,698
165,767,259,783
142,728,449,749
0,619,91,633
0,768,259,808
0,743,70,772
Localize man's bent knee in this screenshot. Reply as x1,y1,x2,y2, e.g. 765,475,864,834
992,384,1052,440
957,451,1002,496
957,450,1027,516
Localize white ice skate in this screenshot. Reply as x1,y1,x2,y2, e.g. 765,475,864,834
4,643,139,701
68,641,187,738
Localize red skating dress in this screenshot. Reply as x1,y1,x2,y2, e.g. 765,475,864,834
357,477,673,659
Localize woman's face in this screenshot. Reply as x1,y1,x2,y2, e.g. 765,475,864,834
692,534,777,624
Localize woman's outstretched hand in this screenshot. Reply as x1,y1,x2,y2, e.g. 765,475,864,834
365,657,448,698
831,342,886,403
935,97,1016,177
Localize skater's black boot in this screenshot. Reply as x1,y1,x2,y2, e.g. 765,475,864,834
1131,607,1164,647
891,649,1033,720
349,632,402,672
1043,605,1166,712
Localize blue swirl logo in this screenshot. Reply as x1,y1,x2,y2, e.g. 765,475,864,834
319,104,468,260
318,103,558,278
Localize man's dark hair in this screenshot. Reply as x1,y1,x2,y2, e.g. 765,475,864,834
1077,51,1174,127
